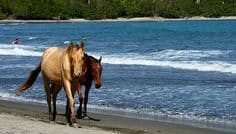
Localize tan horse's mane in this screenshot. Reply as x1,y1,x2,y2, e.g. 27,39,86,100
64,42,85,78
66,42,85,59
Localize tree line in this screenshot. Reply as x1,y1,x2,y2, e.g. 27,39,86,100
0,0,235,20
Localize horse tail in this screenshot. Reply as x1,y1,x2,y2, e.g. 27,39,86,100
17,61,41,92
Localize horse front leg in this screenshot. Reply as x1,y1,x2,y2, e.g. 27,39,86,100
63,79,77,127
65,97,69,116
76,84,83,118
83,87,90,117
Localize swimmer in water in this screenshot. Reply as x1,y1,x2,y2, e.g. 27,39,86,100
12,38,20,44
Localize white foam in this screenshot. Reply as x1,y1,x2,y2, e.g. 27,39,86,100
0,47,42,56
64,41,71,44
0,91,45,104
152,49,231,60
89,50,236,74
0,44,42,56
0,91,235,130
87,104,236,129
0,45,235,74
0,91,65,106
29,37,38,40
101,56,236,74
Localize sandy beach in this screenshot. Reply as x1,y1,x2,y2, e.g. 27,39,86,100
0,100,235,134
0,16,236,23
0,17,236,134
0,113,115,134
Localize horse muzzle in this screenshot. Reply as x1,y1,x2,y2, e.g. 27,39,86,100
73,72,81,78
95,84,101,89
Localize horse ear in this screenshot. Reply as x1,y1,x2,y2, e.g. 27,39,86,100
99,56,102,63
79,42,84,50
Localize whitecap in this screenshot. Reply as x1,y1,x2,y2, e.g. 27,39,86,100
64,41,70,44
0,44,42,56
89,50,236,74
29,36,38,40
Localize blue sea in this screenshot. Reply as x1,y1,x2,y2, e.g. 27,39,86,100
0,20,236,131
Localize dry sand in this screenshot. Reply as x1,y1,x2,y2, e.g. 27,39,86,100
0,100,235,134
0,113,116,134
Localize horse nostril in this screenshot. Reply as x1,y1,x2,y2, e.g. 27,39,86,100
73,72,80,78
95,84,101,89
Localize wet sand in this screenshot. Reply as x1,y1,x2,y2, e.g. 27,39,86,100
0,100,234,134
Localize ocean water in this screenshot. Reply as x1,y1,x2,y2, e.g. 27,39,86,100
0,21,236,130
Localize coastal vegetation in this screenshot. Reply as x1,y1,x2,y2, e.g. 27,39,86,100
0,0,235,20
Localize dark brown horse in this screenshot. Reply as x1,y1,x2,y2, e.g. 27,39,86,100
66,53,102,118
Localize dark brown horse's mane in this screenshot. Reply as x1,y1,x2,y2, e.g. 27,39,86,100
85,53,99,65
80,53,101,83
83,53,96,74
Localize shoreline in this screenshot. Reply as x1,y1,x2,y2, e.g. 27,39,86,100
0,16,236,23
0,99,235,134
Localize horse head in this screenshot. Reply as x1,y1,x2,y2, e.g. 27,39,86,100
91,56,102,89
67,42,85,78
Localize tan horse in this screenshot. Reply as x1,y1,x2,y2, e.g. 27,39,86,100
17,42,85,127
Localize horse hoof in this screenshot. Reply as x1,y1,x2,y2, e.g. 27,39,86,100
71,123,78,128
49,115,54,121
83,116,89,120
76,115,83,119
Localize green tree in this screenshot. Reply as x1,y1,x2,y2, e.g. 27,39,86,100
0,0,235,20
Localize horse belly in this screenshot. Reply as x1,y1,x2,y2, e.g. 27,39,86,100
42,63,61,82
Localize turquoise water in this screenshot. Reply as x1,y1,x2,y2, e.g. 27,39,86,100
0,20,236,130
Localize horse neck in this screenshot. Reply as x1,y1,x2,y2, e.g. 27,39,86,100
87,55,99,80
81,55,92,78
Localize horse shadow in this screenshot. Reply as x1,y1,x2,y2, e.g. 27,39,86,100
79,114,101,121
58,113,101,122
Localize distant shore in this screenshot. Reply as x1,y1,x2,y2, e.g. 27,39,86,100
0,100,235,134
0,16,236,23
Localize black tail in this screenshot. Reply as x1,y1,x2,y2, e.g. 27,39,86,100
17,61,41,92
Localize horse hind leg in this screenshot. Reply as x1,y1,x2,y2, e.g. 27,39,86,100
46,91,53,121
47,95,54,121
44,80,53,121
52,83,61,121
52,94,58,121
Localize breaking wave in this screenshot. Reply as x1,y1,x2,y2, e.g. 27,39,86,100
0,44,235,74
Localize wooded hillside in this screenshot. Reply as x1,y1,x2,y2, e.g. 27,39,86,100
0,0,235,20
